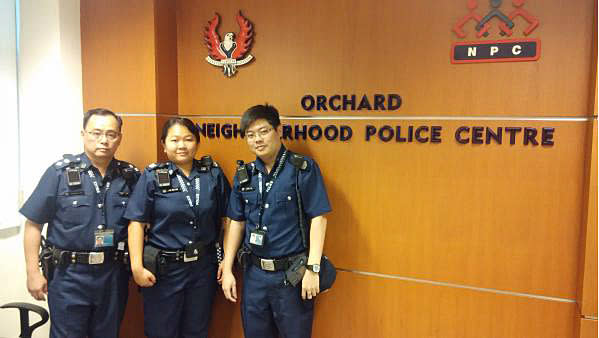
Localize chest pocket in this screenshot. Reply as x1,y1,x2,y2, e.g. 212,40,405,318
275,191,296,206
57,195,93,227
241,191,259,211
113,196,129,209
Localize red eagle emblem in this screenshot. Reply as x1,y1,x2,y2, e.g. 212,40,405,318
204,12,254,77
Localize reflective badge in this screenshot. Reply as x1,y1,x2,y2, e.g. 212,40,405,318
94,229,114,248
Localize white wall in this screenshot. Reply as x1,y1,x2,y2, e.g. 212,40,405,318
0,0,82,337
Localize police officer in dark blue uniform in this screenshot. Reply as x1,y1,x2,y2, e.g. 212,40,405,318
221,104,332,338
20,108,139,338
125,117,231,338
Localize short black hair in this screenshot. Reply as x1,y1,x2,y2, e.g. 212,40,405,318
240,104,281,137
83,108,123,131
160,117,200,143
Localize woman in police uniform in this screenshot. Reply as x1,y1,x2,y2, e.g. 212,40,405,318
125,117,230,338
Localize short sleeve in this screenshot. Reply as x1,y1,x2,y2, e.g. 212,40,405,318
226,173,246,222
123,169,155,223
19,165,59,225
299,160,332,219
216,168,231,218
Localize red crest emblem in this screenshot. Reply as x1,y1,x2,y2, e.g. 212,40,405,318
204,12,254,77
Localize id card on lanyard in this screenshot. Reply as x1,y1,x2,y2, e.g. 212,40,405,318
88,169,114,248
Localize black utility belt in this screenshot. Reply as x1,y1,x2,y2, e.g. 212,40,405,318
250,252,306,272
54,248,127,266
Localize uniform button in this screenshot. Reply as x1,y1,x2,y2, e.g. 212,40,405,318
188,241,193,244
193,226,197,229
121,201,126,205
187,182,191,186
72,201,78,206
189,221,194,225
97,224,104,230
97,203,103,209
245,199,249,203
265,203,269,208
287,196,292,200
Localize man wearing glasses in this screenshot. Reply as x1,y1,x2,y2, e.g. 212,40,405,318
222,104,331,338
20,108,139,337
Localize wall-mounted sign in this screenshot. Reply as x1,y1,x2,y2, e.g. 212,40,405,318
196,122,555,146
204,12,254,77
451,0,540,64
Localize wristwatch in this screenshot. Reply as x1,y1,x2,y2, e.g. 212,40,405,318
306,264,320,273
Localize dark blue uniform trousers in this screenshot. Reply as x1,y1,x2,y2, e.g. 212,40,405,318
48,263,129,338
141,254,217,338
242,264,314,338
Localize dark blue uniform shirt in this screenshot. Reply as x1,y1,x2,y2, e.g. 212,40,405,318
227,146,332,258
124,159,231,250
20,153,140,251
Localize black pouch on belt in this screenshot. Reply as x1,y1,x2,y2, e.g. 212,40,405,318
319,255,337,292
39,246,55,282
143,245,161,278
236,246,251,270
285,255,307,287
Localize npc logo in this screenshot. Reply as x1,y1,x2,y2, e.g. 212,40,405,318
204,12,254,77
451,0,540,63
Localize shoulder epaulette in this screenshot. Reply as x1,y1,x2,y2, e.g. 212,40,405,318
147,162,168,171
200,155,219,168
289,153,309,171
116,160,140,172
54,154,82,170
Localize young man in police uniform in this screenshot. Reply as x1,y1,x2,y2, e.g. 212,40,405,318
20,108,139,338
221,104,331,338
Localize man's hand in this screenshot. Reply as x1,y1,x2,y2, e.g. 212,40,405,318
132,267,156,287
301,270,320,300
221,270,237,302
27,270,48,301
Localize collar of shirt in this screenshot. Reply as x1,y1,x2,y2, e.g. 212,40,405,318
253,145,287,177
79,153,118,184
167,160,202,181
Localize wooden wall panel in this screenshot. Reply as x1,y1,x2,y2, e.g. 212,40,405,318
316,271,575,338
78,0,598,336
155,0,179,115
579,318,598,338
116,116,158,169
191,118,586,300
580,119,598,317
81,0,157,113
177,0,595,116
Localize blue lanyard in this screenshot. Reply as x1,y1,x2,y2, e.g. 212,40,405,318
176,174,201,213
256,150,288,227
87,169,111,227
